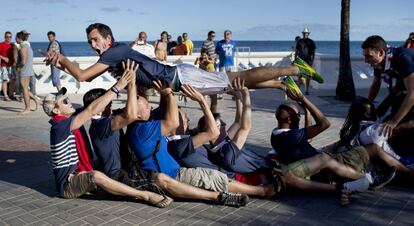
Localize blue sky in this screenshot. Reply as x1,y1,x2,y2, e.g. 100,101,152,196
0,0,412,42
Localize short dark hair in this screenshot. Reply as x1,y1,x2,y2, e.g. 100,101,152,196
197,113,221,132
208,31,215,36
83,88,106,108
86,23,115,43
200,48,209,55
4,31,11,36
16,32,23,41
361,35,387,52
47,31,56,37
161,31,168,36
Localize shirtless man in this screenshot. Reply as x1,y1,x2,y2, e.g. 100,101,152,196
45,23,323,95
153,31,168,61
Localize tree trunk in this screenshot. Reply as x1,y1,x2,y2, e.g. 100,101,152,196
336,0,356,101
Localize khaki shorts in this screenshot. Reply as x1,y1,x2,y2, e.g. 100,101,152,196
175,167,229,192
284,160,311,178
323,145,370,172
63,172,97,199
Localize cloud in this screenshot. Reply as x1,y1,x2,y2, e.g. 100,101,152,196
6,18,28,22
401,17,414,21
28,0,67,4
100,7,121,13
71,5,78,9
127,9,134,13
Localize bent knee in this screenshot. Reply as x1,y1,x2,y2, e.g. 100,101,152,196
154,173,173,189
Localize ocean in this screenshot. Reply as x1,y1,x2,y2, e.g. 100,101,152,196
30,40,404,58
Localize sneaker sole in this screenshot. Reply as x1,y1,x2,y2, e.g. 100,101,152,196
294,58,324,84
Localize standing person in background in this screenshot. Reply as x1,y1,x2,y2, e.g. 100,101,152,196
202,31,216,62
16,30,39,114
194,48,218,112
38,31,64,92
0,31,14,101
167,35,177,56
131,31,156,59
295,27,316,95
182,32,193,55
173,36,188,56
404,32,414,49
153,31,168,61
216,30,236,72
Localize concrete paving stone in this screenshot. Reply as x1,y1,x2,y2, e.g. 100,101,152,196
62,220,89,226
17,213,40,224
0,207,25,219
173,216,202,226
117,222,134,226
211,213,241,225
109,206,136,218
81,215,106,226
55,212,80,223
3,217,26,226
138,217,166,226
183,203,211,214
99,218,127,226
118,213,146,225
43,216,67,225
128,207,157,220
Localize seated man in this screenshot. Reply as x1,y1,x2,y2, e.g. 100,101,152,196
42,66,172,208
127,80,249,207
45,23,323,95
271,92,398,191
86,62,249,207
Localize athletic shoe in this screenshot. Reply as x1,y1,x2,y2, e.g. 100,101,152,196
218,192,249,207
282,76,303,98
293,57,324,83
369,166,396,191
343,173,371,193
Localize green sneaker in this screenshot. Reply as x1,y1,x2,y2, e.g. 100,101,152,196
293,57,324,84
282,76,303,98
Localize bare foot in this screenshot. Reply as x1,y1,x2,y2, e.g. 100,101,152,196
18,110,31,115
148,194,173,208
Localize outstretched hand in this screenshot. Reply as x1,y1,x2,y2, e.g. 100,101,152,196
122,59,139,85
44,53,64,70
181,84,204,103
152,80,172,95
115,61,135,90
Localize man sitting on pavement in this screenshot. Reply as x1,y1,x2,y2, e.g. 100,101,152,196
43,62,172,207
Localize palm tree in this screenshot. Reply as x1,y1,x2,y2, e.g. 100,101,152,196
336,0,356,101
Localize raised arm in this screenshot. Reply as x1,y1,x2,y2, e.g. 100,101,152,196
71,68,133,131
231,79,252,149
111,59,139,131
46,54,109,82
182,85,219,148
226,82,243,139
153,80,179,135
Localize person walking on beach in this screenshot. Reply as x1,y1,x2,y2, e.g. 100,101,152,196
38,31,64,92
295,28,316,95
16,30,39,114
0,31,14,101
45,23,323,96
216,30,236,72
153,31,168,61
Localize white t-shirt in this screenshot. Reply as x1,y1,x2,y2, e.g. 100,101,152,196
131,43,156,59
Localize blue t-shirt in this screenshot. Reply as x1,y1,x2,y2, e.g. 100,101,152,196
270,128,319,164
128,120,181,178
49,116,78,196
215,40,236,67
89,117,122,177
98,42,177,87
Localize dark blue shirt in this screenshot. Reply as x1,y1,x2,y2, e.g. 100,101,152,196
128,120,181,178
98,42,177,87
270,128,320,164
89,117,122,177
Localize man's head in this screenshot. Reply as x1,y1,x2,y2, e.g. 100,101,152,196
200,48,209,60
197,113,226,135
4,31,12,43
86,23,115,56
43,91,75,118
275,103,301,129
160,31,168,41
135,95,152,121
207,31,215,41
15,32,23,44
20,30,30,41
167,35,173,43
83,88,111,117
361,35,387,69
224,30,232,42
138,31,147,42
47,31,56,43
177,36,183,45
302,27,310,38
182,32,188,41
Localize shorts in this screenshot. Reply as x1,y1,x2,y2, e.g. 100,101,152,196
323,145,370,172
175,167,229,192
175,64,230,95
51,65,61,87
0,67,12,82
219,66,237,72
284,160,311,178
63,172,97,199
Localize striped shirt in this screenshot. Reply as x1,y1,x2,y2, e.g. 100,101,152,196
202,40,216,58
49,116,79,196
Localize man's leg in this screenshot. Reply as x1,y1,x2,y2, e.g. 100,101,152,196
364,144,414,177
227,179,275,198
227,66,299,89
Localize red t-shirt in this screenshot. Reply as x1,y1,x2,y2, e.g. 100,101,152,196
0,42,14,67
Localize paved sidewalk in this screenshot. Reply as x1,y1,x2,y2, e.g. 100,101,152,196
0,87,413,226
